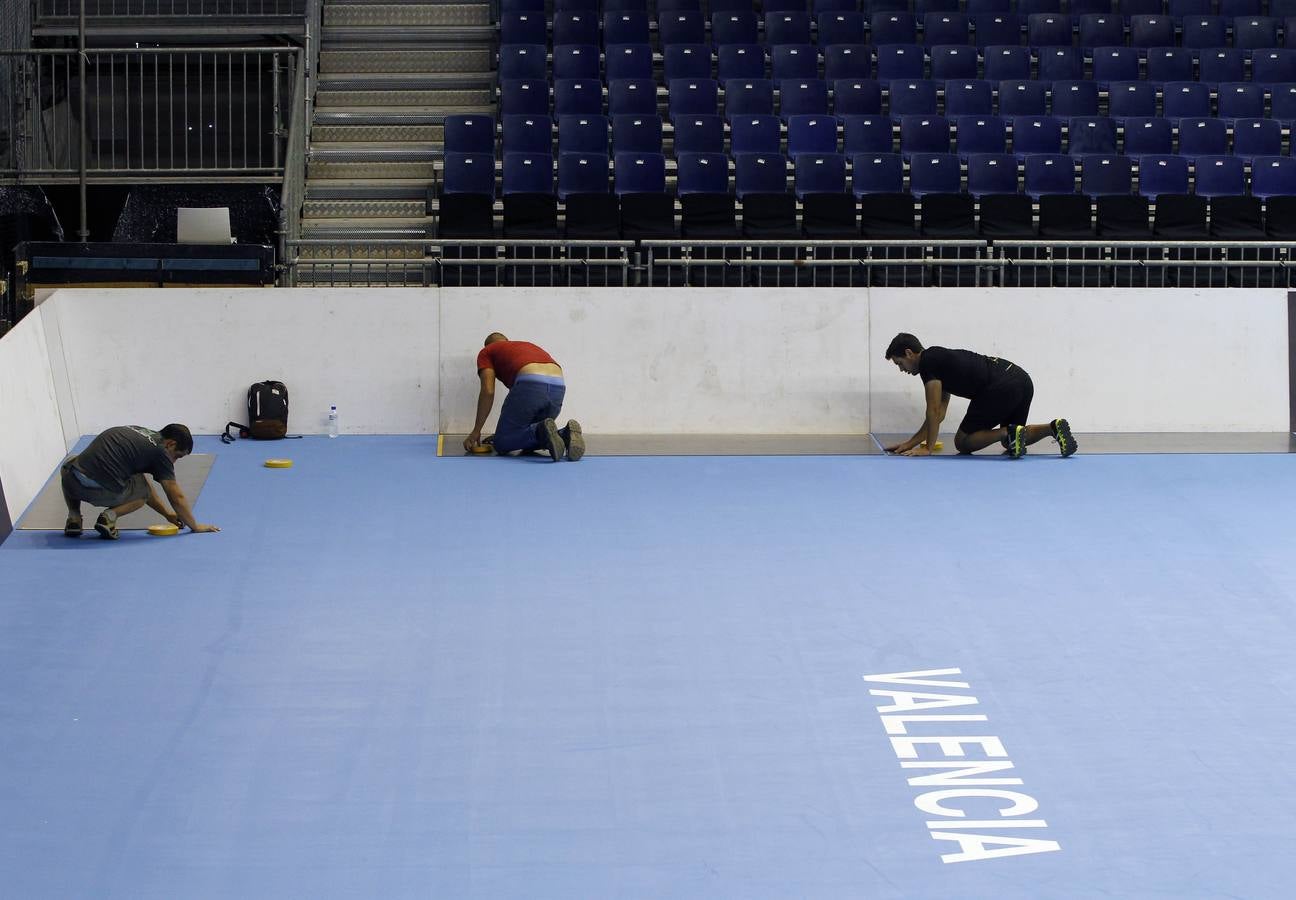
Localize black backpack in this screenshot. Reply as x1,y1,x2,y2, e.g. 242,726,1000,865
223,380,291,442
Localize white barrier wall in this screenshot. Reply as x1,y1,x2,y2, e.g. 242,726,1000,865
439,287,872,434
45,288,440,435
868,288,1290,433
0,311,70,524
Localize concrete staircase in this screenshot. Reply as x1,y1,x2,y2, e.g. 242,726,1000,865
301,0,494,280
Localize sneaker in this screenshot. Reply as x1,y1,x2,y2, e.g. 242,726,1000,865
1003,425,1027,459
540,418,564,461
63,514,83,538
1052,418,1077,458
563,419,585,461
94,509,119,540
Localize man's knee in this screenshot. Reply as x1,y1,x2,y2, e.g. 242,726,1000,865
953,432,973,454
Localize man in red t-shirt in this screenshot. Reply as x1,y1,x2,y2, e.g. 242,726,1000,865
464,332,584,461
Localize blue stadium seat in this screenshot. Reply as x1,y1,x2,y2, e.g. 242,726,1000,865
833,79,884,114
503,152,554,195
1252,50,1296,84
871,12,918,45
966,0,1011,13
1198,49,1246,85
1052,81,1100,117
443,152,496,196
1193,156,1246,196
818,12,867,46
1162,83,1213,120
1128,15,1174,47
607,79,657,117
766,0,807,11
501,0,544,10
889,79,939,115
955,115,1007,154
1231,16,1279,49
843,115,896,152
818,0,864,10
603,11,650,46
664,45,712,83
1167,0,1212,17
734,153,790,198
1220,0,1264,15
824,45,873,80
1080,154,1133,196
673,115,725,154
444,114,496,153
772,45,821,81
554,0,597,8
712,12,760,45
1068,116,1118,155
668,79,720,117
499,45,547,81
1232,118,1282,161
780,79,831,117
876,44,925,80
553,12,600,46
1137,155,1190,198
725,79,776,118
558,114,610,153
1079,15,1124,48
1180,16,1227,49
604,0,648,9
1028,13,1074,47
795,153,849,197
558,152,610,199
731,115,783,154
553,45,600,81
501,79,550,116
1249,156,1296,197
1012,115,1064,156
767,12,813,46
1122,117,1173,156
718,45,769,84
1023,153,1077,196
612,114,663,154
1146,48,1194,84
1038,47,1084,81
1270,82,1296,123
659,12,706,47
966,152,1019,195
1273,0,1296,12
555,79,604,116
503,114,553,154
998,80,1048,117
908,152,961,196
1017,0,1062,13
675,152,729,195
923,13,971,46
945,79,994,115
1107,82,1157,120
984,46,1032,80
930,45,978,80
613,152,666,195
500,12,547,46
1216,83,1266,121
973,14,1022,48
899,114,952,154
788,114,841,156
1121,0,1167,13
1091,47,1141,85
916,0,960,15
852,152,906,195
711,0,756,11
606,44,654,81
1177,117,1228,156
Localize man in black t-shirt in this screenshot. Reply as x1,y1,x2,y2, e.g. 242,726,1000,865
60,424,221,539
882,333,1077,459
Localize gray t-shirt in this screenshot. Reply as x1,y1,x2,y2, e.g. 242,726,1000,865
74,426,177,492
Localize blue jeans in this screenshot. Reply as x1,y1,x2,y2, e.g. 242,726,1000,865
494,376,566,453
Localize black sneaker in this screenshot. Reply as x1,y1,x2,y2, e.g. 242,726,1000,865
1052,418,1077,458
540,418,564,461
1003,425,1027,459
94,510,119,540
63,514,83,538
563,419,585,461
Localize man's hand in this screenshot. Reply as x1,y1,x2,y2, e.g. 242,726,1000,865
463,432,482,452
900,446,931,457
884,441,908,454
190,523,221,533
164,511,182,527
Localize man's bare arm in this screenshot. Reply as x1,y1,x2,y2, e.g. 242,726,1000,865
161,479,220,532
464,368,496,449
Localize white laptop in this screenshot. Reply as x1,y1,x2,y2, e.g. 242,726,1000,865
176,207,234,244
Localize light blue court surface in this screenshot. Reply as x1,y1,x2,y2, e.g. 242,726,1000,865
2,436,1295,898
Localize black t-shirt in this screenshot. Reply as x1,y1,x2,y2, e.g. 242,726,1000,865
918,347,1021,400
75,426,177,492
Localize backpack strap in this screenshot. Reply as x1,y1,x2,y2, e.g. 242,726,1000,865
221,422,249,444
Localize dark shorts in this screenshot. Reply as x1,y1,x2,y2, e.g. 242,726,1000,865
958,371,1034,435
60,457,149,510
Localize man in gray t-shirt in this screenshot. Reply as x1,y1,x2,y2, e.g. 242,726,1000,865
61,424,220,539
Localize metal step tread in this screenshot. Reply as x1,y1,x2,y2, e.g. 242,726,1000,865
320,48,491,74
318,74,494,90
323,5,490,27
311,124,444,142
304,214,431,228
309,161,440,178
316,89,493,107
305,199,429,217
313,107,492,123
321,26,494,43
311,145,444,162
306,178,431,200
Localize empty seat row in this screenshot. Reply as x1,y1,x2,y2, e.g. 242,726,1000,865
500,1,1296,17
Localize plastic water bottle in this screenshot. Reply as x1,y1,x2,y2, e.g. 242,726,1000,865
328,405,339,438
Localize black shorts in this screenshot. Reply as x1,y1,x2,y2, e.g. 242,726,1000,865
958,371,1034,435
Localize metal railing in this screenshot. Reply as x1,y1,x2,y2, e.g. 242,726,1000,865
34,0,306,18
990,241,1296,288
1,47,297,180
277,40,307,278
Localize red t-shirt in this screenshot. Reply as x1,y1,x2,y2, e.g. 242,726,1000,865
476,341,557,388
